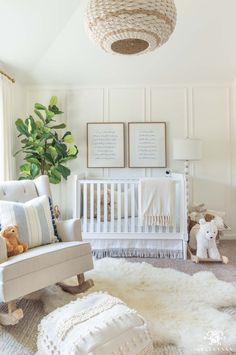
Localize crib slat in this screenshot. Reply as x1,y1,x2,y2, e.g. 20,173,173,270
131,183,135,233
152,223,155,234
110,183,115,233
97,183,101,233
124,183,128,232
138,182,142,233
90,183,94,233
83,183,87,233
145,221,149,233
103,183,108,232
117,183,121,233
74,177,80,219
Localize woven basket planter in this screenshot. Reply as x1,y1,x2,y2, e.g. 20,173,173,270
86,0,177,55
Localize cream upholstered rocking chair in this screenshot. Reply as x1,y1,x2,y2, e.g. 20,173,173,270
0,175,94,325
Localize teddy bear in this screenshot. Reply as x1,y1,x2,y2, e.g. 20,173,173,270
0,224,28,257
188,202,226,247
195,218,221,260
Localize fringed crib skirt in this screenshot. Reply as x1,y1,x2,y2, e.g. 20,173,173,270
86,239,183,259
93,248,183,259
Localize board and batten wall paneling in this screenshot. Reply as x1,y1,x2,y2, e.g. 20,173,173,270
192,87,232,230
230,82,236,238
66,88,104,218
150,87,188,177
66,89,104,177
108,88,146,179
23,85,235,237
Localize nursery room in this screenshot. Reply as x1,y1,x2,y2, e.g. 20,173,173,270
0,0,236,354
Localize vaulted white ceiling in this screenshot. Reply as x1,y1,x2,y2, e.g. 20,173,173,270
1,0,236,85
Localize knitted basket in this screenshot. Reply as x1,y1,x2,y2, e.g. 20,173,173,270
86,0,177,55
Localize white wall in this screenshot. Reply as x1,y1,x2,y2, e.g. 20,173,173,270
19,84,235,237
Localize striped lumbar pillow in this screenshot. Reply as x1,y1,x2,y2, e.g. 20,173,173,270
0,195,56,249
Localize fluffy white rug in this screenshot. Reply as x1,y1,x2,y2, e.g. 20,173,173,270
37,258,236,354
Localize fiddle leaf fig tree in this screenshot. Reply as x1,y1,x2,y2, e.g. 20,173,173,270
14,96,78,184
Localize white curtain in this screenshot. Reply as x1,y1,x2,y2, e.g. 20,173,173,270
0,74,14,181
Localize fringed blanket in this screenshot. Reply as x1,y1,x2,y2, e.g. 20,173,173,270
140,178,175,226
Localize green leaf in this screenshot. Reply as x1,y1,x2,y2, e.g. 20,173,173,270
44,153,55,164
49,175,61,184
50,123,66,130
20,163,31,175
48,167,62,184
46,110,55,119
20,140,29,146
35,120,43,129
63,134,74,143
25,157,41,165
18,176,32,180
48,146,57,160
54,142,67,156
68,145,78,156
15,119,29,136
34,103,46,110
30,164,40,178
29,116,36,131
50,105,63,115
27,120,32,133
34,110,45,122
22,149,42,156
56,164,71,179
49,96,58,107
51,167,62,179
15,118,24,126
13,149,23,157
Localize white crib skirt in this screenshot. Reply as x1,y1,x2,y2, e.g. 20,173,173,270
85,238,183,259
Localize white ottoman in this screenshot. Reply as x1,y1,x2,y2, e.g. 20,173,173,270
37,292,153,355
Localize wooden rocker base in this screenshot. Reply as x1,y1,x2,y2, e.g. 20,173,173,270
0,301,24,326
188,246,229,264
57,273,94,295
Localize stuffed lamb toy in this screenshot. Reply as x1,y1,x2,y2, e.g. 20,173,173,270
196,218,221,260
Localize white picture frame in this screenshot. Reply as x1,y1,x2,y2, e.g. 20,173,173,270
87,122,125,168
128,122,167,168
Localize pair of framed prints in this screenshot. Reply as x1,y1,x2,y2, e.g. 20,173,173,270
87,122,166,168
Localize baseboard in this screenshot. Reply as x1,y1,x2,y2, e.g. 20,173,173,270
221,233,236,240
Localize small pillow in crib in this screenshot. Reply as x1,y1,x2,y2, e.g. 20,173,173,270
37,292,153,355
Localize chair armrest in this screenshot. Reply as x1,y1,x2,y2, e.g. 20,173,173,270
0,236,7,264
56,219,82,242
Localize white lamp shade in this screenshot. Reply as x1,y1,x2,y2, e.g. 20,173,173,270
173,138,202,161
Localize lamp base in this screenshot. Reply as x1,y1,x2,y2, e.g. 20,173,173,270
184,160,189,210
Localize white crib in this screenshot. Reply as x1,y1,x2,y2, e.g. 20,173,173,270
73,173,188,259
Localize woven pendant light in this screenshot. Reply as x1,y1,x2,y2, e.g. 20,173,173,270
86,0,177,55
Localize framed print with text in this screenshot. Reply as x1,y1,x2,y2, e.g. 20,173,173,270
128,122,166,168
87,122,125,168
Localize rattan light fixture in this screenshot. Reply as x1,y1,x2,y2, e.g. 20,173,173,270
86,0,177,55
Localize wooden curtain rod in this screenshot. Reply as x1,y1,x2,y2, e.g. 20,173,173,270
0,70,15,83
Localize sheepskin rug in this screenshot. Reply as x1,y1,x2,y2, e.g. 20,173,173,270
39,258,236,354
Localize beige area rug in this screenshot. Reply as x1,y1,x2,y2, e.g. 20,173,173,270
1,258,236,354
